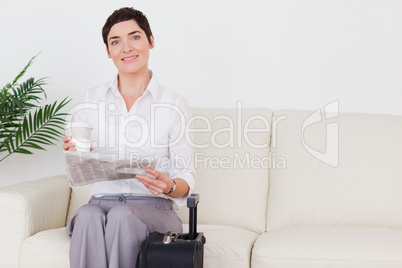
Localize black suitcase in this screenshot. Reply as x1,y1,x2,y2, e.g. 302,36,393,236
137,193,206,268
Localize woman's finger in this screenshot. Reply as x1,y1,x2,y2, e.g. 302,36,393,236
136,174,163,187
62,141,76,151
136,175,168,194
137,176,164,195
62,136,72,143
146,168,169,182
146,183,164,195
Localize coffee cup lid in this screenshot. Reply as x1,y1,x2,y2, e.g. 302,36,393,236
65,122,93,129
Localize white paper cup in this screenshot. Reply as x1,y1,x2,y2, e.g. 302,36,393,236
65,122,93,152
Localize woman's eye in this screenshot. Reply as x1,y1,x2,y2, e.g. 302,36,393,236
111,40,119,45
132,36,140,40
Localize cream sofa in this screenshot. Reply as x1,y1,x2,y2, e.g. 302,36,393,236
1,108,402,268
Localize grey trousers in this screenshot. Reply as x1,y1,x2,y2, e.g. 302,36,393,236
66,195,183,268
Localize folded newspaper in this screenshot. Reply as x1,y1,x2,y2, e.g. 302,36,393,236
64,151,156,187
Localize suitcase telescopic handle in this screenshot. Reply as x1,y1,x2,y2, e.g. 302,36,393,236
187,193,199,240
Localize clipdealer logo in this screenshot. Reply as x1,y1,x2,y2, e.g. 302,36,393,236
65,100,339,169
301,100,339,167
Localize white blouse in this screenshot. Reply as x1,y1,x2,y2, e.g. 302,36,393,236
72,70,195,208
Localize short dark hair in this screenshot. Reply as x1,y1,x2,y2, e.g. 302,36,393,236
102,7,153,48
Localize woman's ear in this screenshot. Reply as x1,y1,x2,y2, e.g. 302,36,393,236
106,45,112,58
149,35,155,49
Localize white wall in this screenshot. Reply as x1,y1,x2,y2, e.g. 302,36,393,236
1,0,401,187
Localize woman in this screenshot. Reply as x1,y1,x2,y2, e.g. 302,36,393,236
62,7,195,268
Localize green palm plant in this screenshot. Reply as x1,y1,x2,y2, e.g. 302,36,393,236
0,54,71,162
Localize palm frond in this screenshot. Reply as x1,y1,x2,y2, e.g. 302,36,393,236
11,53,40,86
0,77,47,117
0,97,71,162
0,53,71,162
0,56,48,146
1,54,39,94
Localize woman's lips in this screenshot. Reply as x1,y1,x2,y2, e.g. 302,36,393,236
122,55,138,62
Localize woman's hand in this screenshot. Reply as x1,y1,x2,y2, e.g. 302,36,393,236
61,136,93,151
136,168,189,198
62,136,76,151
136,168,173,196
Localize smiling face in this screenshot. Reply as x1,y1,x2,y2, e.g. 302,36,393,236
106,20,154,75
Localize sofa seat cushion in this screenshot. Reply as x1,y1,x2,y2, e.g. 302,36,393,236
20,224,258,268
252,226,402,268
20,227,70,268
183,224,260,268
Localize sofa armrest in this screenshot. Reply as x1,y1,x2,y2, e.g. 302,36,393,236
0,175,71,268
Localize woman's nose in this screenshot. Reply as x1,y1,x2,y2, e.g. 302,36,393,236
123,42,133,53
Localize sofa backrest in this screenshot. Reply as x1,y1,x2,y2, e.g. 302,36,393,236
266,109,402,230
67,107,272,234
176,108,272,234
